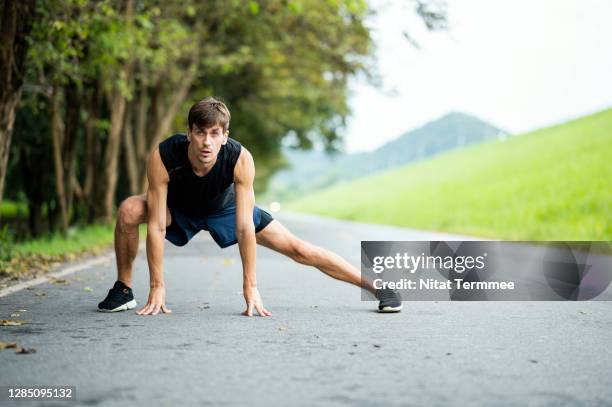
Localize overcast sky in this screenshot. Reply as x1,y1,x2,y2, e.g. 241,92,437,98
343,0,612,153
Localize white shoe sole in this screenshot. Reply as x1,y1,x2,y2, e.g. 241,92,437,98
98,299,137,313
378,305,403,313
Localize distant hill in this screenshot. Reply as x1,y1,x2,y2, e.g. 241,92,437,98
286,108,612,241
264,112,505,202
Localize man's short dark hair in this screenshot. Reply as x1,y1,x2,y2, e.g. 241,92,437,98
188,97,231,132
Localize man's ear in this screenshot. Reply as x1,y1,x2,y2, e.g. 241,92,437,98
223,130,229,145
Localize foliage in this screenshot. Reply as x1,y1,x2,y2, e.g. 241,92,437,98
0,225,14,266
3,0,446,242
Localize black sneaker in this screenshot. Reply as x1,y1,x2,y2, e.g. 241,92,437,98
98,281,137,312
375,288,403,313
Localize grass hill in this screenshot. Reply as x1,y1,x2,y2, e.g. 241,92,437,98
265,112,504,202
286,109,612,240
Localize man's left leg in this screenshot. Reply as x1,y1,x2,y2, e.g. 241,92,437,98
255,219,376,293
255,219,402,312
254,219,376,294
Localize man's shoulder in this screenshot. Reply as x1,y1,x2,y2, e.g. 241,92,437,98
160,133,188,148
226,136,242,152
158,133,188,172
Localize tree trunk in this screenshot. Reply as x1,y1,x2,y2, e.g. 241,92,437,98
0,0,36,215
99,0,134,221
134,82,148,191
100,87,127,223
50,86,68,233
83,84,101,223
63,81,80,221
18,142,44,237
122,99,139,195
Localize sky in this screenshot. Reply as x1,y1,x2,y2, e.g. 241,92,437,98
343,0,612,153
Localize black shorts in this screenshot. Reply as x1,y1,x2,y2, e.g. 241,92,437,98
165,204,274,248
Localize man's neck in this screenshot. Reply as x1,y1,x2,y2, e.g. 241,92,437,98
187,147,215,177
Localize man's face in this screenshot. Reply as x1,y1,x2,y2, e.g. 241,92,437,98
187,124,228,166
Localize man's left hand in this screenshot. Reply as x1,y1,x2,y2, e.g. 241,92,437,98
242,286,272,317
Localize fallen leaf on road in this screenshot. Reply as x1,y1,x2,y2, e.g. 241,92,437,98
198,304,211,310
17,309,27,312
84,287,93,292
34,292,46,297
278,326,288,331
373,344,381,348
10,313,20,317
0,342,18,350
50,278,70,285
0,320,25,326
15,347,36,354
222,258,235,266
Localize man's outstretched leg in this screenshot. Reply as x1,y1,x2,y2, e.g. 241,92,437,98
98,194,170,312
255,219,402,312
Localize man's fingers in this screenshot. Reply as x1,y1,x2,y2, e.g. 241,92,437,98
255,305,265,317
255,304,273,317
151,304,162,315
246,302,254,317
137,303,168,316
136,304,151,315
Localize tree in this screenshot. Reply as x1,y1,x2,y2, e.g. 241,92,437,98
5,0,447,237
0,0,36,217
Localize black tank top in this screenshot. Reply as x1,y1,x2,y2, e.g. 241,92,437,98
158,133,242,217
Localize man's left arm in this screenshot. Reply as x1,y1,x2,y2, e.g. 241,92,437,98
234,147,272,317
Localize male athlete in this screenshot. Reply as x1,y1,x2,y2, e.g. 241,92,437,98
98,97,402,316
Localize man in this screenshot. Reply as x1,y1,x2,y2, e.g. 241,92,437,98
98,97,402,316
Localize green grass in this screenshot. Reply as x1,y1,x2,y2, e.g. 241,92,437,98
1,222,147,278
0,200,28,219
287,108,612,240
12,223,147,257
13,224,116,257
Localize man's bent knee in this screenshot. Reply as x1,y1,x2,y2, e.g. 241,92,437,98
117,195,147,226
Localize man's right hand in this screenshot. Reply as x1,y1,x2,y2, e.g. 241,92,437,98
136,286,172,315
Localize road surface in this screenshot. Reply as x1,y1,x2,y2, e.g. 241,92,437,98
1,213,611,406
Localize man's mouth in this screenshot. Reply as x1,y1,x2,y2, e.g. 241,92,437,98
200,149,212,156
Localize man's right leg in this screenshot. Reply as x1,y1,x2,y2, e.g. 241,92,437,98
114,194,171,288
98,195,171,312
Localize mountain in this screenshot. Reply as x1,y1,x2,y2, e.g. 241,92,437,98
263,112,505,202
286,108,612,241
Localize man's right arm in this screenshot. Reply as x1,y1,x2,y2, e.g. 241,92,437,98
136,147,172,316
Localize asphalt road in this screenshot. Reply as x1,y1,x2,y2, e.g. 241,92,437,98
1,213,611,406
